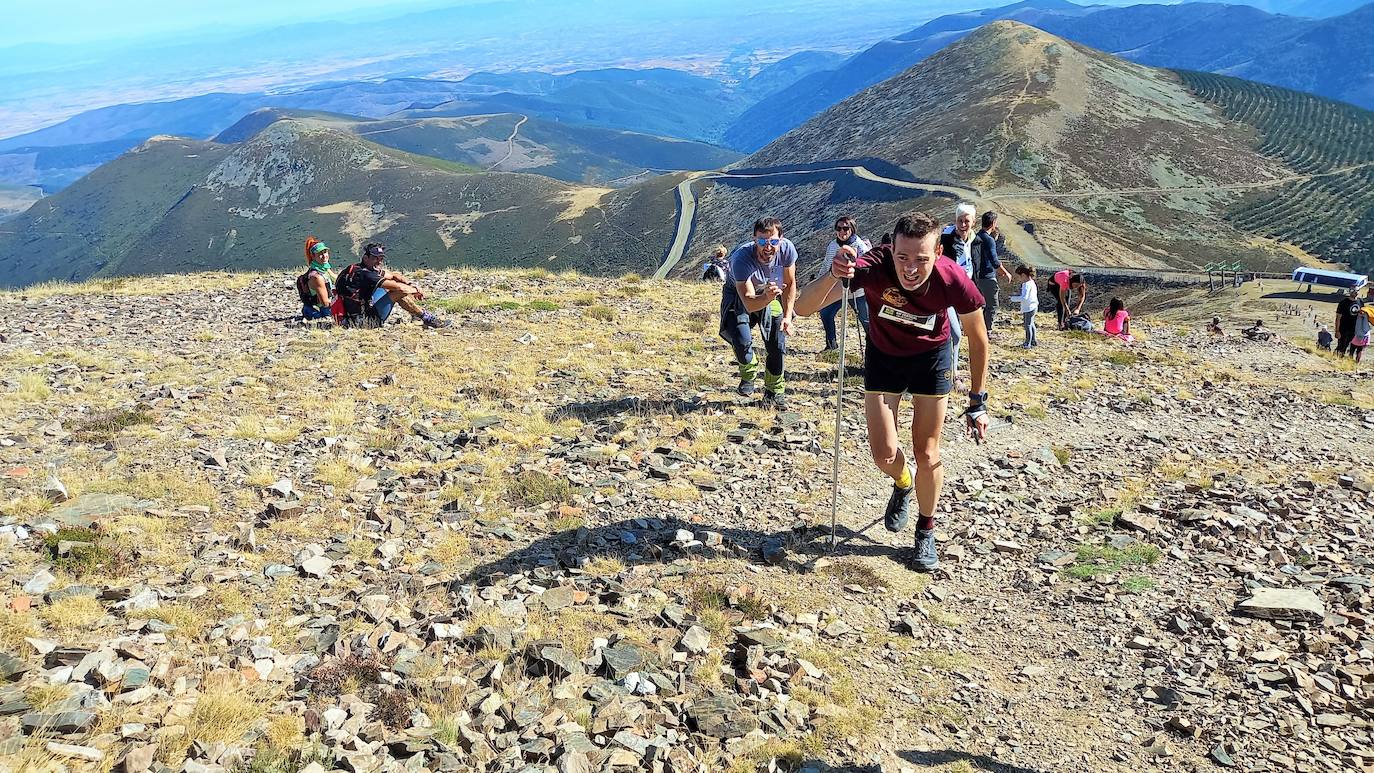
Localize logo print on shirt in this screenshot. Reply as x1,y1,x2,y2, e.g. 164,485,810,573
881,287,906,306
878,305,937,331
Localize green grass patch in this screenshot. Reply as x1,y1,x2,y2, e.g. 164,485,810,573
506,470,573,507
42,527,120,577
1066,542,1161,580
524,300,560,312
68,407,155,442
1120,575,1155,594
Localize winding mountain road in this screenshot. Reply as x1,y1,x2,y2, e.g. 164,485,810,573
652,159,1374,279
487,114,529,171
652,165,1050,279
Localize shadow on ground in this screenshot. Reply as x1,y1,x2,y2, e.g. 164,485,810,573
459,515,908,585
900,750,1046,772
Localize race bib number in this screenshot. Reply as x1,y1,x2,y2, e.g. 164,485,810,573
878,304,936,331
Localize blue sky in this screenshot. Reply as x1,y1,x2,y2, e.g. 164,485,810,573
9,0,448,45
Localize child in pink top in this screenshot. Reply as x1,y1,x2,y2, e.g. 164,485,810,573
1101,297,1134,343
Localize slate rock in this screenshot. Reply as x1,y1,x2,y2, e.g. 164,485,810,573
601,644,648,679
686,696,759,738
22,710,96,734
0,653,29,682
1235,587,1325,623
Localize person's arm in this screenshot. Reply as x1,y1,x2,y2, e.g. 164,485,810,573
796,247,853,316
309,273,331,305
1074,283,1087,314
736,279,780,314
959,308,990,441
781,263,797,319
1123,316,1131,335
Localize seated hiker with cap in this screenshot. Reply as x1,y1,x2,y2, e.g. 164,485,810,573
1242,319,1273,341
297,237,336,321
334,242,451,329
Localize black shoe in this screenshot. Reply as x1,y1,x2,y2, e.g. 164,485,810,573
822,342,838,352
911,527,939,572
883,484,913,532
762,391,786,410
737,380,756,397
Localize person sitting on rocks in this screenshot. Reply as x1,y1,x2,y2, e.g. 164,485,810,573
1318,325,1334,350
334,243,451,329
700,246,728,283
1099,297,1134,343
1242,319,1273,341
297,237,336,321
1207,316,1225,336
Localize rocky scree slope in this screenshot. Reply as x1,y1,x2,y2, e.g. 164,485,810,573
0,271,1371,772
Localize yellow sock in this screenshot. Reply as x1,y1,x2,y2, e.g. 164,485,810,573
894,465,912,490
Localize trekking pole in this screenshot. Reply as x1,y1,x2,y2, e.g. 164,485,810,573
829,279,850,553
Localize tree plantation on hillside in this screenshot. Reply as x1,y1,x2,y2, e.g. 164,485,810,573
1180,70,1374,273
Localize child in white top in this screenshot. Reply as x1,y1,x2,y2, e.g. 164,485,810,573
1008,264,1039,348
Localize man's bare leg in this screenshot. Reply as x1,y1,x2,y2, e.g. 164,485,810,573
909,395,948,521
908,394,948,571
867,392,917,532
864,392,907,480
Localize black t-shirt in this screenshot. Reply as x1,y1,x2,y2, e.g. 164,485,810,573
1338,297,1358,332
338,263,385,315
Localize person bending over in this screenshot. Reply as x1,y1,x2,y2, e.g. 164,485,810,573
796,211,990,572
1050,269,1087,330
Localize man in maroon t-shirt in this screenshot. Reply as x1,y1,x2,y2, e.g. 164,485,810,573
796,211,991,572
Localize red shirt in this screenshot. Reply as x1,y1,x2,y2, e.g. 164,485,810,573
852,246,985,356
1053,269,1072,292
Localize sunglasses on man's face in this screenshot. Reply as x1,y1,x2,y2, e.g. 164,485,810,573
756,238,781,247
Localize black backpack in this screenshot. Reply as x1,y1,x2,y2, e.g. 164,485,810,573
334,264,370,316
295,269,319,305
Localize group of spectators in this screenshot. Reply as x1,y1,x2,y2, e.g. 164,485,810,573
702,204,1135,361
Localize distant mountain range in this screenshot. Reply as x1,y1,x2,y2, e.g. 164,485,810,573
6,0,1374,201
12,19,1374,287
725,0,1374,151
0,120,686,287
216,109,741,185
698,21,1374,275
0,58,819,196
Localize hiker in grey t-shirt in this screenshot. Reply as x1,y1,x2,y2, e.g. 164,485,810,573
719,217,797,409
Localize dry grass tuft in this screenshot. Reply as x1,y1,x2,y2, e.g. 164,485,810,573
40,595,106,634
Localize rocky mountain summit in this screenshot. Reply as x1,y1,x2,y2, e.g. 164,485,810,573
0,270,1371,772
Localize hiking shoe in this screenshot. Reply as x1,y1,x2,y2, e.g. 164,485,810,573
883,484,913,532
911,527,939,572
763,391,786,410
737,380,756,397
822,341,838,352
421,313,451,329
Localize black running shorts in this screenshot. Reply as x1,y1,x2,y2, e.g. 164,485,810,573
863,342,954,397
